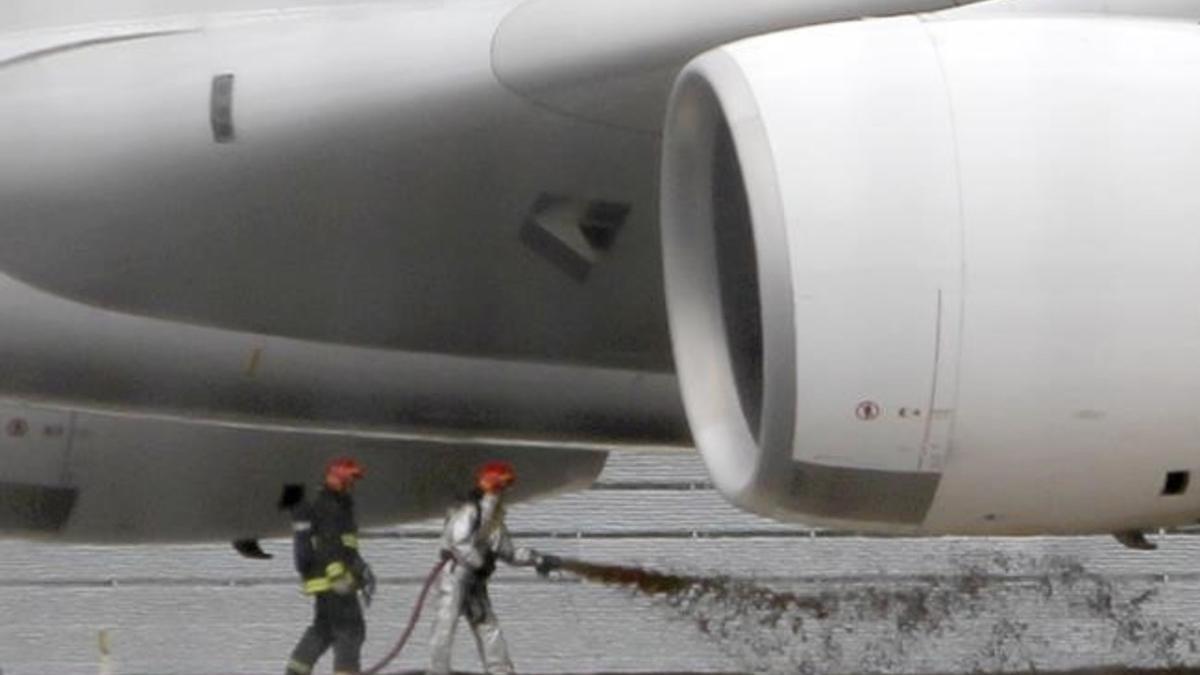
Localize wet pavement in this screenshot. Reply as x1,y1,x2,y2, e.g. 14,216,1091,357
356,668,1200,675
5,452,1200,674
556,556,1200,675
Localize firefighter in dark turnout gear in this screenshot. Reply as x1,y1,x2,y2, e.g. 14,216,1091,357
286,457,376,675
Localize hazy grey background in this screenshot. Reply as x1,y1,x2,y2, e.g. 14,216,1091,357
2,450,1200,674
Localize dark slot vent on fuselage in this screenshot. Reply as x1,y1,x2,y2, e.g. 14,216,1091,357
520,194,631,281
210,73,236,143
1163,471,1190,496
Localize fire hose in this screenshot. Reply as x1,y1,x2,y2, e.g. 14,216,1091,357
363,558,447,675
361,556,564,674
361,556,660,674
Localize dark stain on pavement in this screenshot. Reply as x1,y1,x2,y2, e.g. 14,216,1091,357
561,553,1200,674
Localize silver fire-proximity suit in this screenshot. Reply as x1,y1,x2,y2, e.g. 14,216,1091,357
428,491,542,675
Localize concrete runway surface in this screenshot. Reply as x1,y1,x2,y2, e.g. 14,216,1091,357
4,451,1200,674
53,668,1200,674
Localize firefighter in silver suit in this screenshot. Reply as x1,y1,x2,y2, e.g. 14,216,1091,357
427,461,560,675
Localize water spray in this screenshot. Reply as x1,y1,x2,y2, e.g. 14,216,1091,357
555,554,1200,674
559,558,707,596
363,552,1199,675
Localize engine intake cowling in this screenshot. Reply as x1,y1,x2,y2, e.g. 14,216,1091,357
662,15,1200,533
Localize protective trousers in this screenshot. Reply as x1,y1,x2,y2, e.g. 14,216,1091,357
427,564,514,675
286,592,366,675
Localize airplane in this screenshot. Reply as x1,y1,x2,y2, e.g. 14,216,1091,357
2,0,1200,548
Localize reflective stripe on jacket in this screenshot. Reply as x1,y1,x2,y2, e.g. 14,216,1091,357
303,561,355,595
296,488,363,594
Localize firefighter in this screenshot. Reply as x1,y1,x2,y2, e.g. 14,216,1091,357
427,461,561,675
286,457,376,675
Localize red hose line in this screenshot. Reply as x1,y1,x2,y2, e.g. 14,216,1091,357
364,558,448,675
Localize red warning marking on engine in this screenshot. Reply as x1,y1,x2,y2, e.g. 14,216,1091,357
855,401,881,421
7,418,28,437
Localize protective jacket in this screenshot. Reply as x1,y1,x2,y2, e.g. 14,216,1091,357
428,490,538,675
441,489,537,575
293,488,366,595
286,487,369,675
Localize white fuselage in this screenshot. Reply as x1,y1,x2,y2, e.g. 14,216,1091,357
0,0,980,540
8,0,1199,541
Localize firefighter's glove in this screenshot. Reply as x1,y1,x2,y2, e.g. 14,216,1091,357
359,564,377,607
535,554,562,577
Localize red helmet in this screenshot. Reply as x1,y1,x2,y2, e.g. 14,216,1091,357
325,456,365,491
476,460,516,493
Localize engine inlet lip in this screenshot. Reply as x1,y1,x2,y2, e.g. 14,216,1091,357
660,50,797,504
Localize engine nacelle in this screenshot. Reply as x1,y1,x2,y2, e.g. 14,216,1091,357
662,15,1200,534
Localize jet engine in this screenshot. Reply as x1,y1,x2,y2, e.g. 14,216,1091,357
662,15,1200,534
